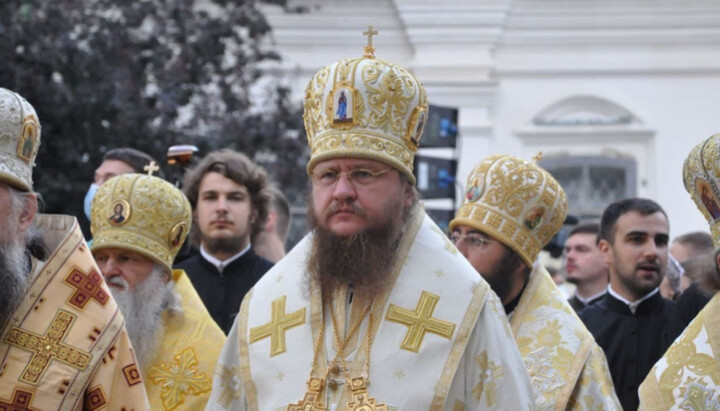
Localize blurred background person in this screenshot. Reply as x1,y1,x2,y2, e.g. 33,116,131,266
252,186,291,263
565,222,609,312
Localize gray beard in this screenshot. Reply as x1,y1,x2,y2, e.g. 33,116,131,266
0,227,29,326
109,269,178,368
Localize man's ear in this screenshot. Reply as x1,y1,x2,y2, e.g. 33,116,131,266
598,239,613,267
18,193,37,232
265,210,277,231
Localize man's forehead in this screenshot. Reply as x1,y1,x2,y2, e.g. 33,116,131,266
96,159,134,175
616,210,669,235
199,172,249,193
567,232,597,245
312,158,391,171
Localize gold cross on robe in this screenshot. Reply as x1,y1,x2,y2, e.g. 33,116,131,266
249,295,306,357
385,291,456,352
5,310,91,384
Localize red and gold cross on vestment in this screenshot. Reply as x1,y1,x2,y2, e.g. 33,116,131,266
64,267,109,309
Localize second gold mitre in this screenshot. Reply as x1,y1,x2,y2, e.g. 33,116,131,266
90,173,192,273
450,154,568,267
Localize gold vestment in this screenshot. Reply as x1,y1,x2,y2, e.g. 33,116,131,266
0,214,150,410
510,266,620,410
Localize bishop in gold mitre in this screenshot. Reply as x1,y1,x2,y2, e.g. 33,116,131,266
0,87,151,410
449,154,621,410
204,28,535,410
639,133,720,409
91,171,226,410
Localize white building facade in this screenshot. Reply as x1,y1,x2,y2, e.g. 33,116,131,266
262,0,720,235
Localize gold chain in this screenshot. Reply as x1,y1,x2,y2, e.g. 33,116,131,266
328,294,375,384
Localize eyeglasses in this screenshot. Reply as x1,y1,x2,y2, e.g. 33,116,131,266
310,168,392,187
450,233,495,249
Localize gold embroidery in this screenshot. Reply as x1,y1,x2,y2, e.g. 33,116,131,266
657,317,720,406
147,348,212,410
249,295,306,356
215,365,241,409
472,351,503,406
5,310,90,384
385,291,456,352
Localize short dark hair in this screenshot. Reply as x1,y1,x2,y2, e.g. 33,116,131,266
673,231,714,258
267,186,291,240
103,148,163,179
183,149,270,239
599,198,668,244
569,222,600,243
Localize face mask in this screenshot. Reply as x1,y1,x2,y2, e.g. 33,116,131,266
84,183,99,221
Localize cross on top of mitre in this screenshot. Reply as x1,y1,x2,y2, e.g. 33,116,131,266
363,25,379,58
144,161,160,176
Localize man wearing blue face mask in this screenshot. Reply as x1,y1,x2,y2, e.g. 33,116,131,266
83,148,161,234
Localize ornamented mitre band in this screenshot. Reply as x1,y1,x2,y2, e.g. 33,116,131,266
449,154,568,267
303,41,428,184
682,133,720,246
0,88,41,192
91,173,192,273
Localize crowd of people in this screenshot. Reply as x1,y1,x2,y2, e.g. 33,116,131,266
1,33,719,411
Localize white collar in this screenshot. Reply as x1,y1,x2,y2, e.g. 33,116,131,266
200,244,251,274
575,290,606,306
608,284,659,314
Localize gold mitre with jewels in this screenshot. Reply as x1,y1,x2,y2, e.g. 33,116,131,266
0,88,41,192
682,133,720,246
450,154,568,267
91,170,192,274
304,27,428,184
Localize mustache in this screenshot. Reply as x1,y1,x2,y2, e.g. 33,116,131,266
106,276,129,292
325,202,368,219
636,259,661,271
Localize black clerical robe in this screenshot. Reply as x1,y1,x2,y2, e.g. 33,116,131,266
579,291,675,411
664,282,712,348
568,292,605,312
175,247,273,334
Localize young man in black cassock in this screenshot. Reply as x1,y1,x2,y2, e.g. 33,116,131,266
579,198,676,411
175,150,274,334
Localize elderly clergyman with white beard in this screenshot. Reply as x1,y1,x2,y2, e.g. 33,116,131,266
0,87,151,409
205,31,534,410
90,170,226,410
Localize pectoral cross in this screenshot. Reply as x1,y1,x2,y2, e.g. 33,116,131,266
346,377,387,411
363,25,379,58
287,378,327,411
144,161,160,176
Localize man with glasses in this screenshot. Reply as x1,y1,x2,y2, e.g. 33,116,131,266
450,154,619,409
205,35,534,409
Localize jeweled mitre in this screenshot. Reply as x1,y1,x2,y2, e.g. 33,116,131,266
450,154,568,267
91,173,192,273
303,48,428,184
0,88,41,192
682,133,720,246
